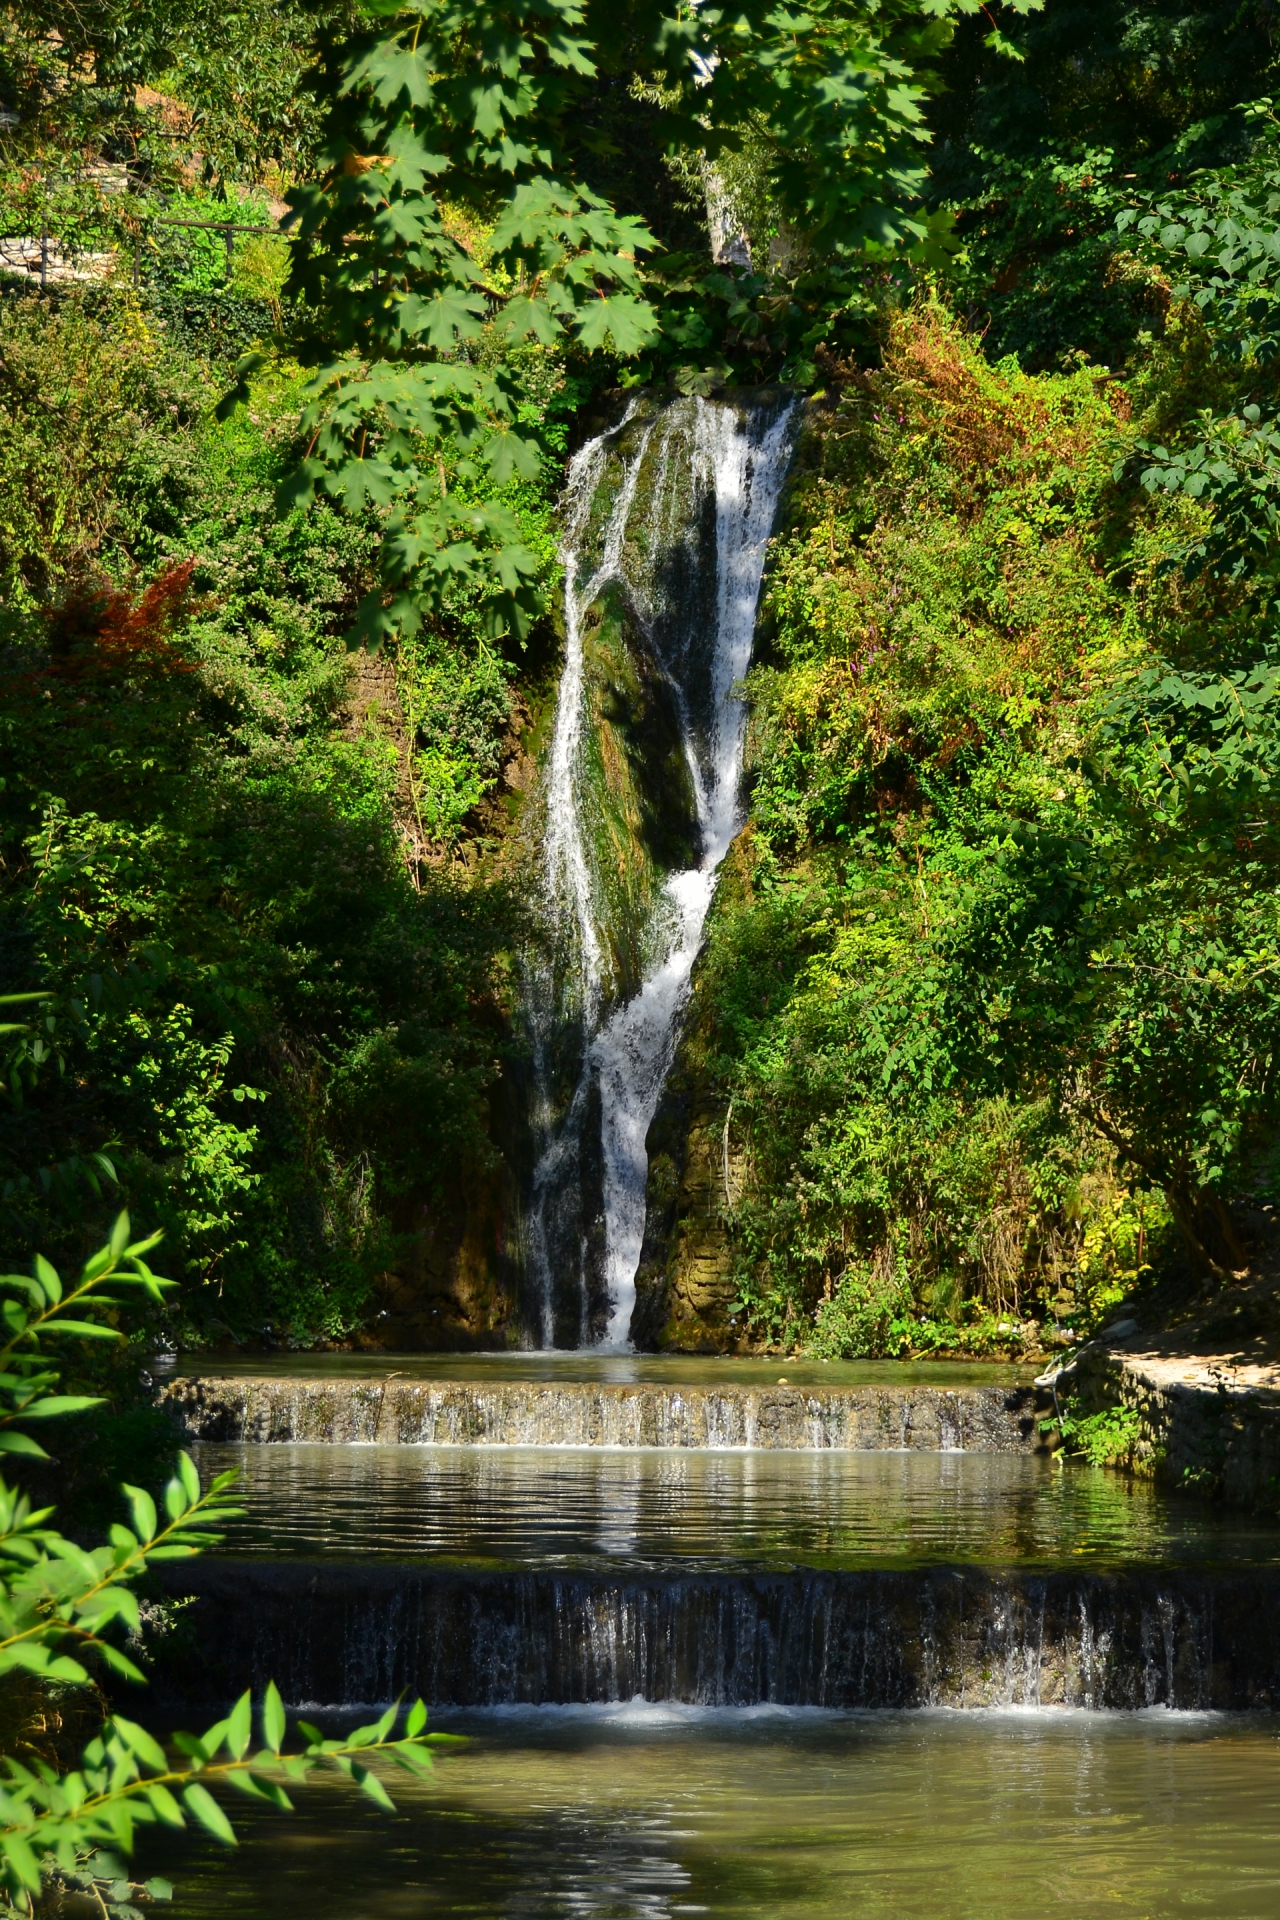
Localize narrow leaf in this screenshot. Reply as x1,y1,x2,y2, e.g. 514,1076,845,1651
182,1783,237,1845
145,1785,186,1828
262,1681,286,1756
177,1452,201,1505
352,1762,396,1812
124,1485,158,1543
227,1691,253,1761
112,1715,168,1771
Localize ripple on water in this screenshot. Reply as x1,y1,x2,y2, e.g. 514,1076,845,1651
146,1707,1280,1919
198,1441,1280,1572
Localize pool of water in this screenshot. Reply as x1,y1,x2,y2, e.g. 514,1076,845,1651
168,1351,1040,1389
197,1443,1280,1571
150,1707,1280,1918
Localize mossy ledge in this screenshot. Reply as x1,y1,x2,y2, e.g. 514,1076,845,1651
160,1375,1048,1451
1070,1348,1280,1515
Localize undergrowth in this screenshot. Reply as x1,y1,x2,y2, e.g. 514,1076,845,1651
703,297,1278,1357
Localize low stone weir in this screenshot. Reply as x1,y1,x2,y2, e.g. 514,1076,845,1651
156,1560,1279,1711
160,1377,1046,1451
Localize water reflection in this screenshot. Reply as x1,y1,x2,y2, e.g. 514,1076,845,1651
171,1351,1041,1389
151,1709,1280,1919
198,1443,1280,1571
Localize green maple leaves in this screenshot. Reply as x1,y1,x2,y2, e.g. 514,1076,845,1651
280,0,1001,650
281,0,661,645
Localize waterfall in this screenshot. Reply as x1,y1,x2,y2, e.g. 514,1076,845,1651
158,1559,1263,1711
162,1375,1045,1450
525,393,797,1349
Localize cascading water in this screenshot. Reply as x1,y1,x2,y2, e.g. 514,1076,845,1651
525,393,796,1349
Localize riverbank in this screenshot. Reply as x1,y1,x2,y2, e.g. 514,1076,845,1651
1068,1341,1280,1516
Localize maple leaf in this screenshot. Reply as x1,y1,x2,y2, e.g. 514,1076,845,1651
575,293,659,355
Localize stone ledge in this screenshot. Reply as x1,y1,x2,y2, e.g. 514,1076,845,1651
154,1559,1280,1711
160,1376,1049,1452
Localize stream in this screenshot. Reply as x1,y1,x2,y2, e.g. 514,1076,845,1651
147,396,1280,1912
155,1706,1280,1918
151,1352,1280,1915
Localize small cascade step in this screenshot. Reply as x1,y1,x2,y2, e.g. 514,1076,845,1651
161,1374,1047,1451
156,1559,1280,1711
156,1361,1280,1716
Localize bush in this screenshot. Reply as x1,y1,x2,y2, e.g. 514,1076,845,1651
711,295,1273,1349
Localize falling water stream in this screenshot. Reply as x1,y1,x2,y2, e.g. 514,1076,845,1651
526,394,796,1349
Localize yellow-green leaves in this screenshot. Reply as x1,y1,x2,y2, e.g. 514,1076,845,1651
0,1221,447,1901
181,1783,239,1845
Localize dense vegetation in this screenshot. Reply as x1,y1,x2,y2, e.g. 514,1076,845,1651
2,0,1280,1892
0,290,569,1342
3,0,1280,1366
707,30,1280,1351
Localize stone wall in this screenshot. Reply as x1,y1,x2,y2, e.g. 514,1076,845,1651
155,1559,1280,1711
1073,1347,1280,1515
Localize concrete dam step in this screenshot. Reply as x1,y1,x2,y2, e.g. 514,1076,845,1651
160,1377,1048,1451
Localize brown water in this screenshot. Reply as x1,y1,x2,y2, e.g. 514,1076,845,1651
152,1708,1280,1918
197,1442,1280,1571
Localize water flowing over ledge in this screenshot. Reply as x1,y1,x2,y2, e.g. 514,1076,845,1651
160,1376,1046,1450
156,1561,1280,1712
524,392,797,1348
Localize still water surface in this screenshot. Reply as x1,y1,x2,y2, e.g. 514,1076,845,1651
169,1351,1040,1388
198,1443,1280,1570
158,1708,1280,1918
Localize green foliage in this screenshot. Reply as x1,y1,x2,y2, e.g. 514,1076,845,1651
271,0,1042,645
0,1220,232,1691
928,0,1280,367
1045,1392,1144,1467
0,1216,446,1912
150,192,273,296
0,0,352,192
1112,129,1280,614
0,292,516,1342
709,294,1279,1347
279,0,657,645
0,290,204,607
10,0,1280,1370
1118,114,1280,365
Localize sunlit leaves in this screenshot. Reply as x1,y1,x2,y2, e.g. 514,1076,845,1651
0,1214,449,1901
1117,151,1280,366
574,293,657,355
1118,407,1280,599
350,38,437,110
273,0,664,646
398,287,488,350
262,1683,287,1757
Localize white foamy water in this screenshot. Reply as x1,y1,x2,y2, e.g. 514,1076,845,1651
527,394,796,1349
